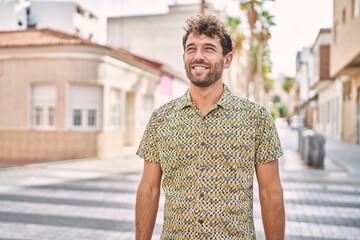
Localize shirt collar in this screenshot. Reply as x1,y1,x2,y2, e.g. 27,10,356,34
176,84,234,111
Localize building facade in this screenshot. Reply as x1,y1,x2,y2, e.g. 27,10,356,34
107,2,253,101
294,0,360,145
0,28,187,163
0,0,104,43
107,3,224,77
295,46,315,127
309,29,342,140
331,0,360,144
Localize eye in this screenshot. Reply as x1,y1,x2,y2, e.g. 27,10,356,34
186,47,196,53
205,47,216,52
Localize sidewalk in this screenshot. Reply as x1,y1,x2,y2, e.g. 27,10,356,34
0,151,143,187
276,118,360,185
0,120,359,240
2,120,360,186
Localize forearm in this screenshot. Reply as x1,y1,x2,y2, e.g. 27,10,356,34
259,188,285,240
135,184,160,240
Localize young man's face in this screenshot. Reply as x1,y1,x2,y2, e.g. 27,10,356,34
183,33,232,88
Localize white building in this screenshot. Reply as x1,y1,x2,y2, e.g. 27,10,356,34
0,0,105,43
310,29,341,139
295,47,316,106
107,3,225,79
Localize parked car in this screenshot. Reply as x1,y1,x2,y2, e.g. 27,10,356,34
290,115,304,130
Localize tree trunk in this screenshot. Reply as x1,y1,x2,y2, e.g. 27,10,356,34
255,41,263,103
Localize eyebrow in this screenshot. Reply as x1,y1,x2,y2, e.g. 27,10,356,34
185,43,218,49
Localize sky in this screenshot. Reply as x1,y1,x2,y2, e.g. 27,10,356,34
266,0,333,77
83,0,333,78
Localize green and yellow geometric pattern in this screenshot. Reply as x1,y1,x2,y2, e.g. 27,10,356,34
137,84,283,239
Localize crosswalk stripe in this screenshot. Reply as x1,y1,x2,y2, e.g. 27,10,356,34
0,222,135,240
0,169,359,239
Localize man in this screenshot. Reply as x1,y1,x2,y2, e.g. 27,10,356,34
136,15,285,240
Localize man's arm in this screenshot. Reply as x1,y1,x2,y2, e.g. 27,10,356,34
136,160,162,240
255,159,285,240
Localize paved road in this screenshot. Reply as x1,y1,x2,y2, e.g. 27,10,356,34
0,121,359,239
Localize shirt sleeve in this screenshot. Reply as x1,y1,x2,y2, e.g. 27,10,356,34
255,107,283,165
136,111,161,164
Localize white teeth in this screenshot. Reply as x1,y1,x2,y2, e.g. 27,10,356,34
194,66,206,70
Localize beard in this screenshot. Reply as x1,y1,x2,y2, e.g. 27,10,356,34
185,59,224,88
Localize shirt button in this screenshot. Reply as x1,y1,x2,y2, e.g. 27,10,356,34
198,219,204,224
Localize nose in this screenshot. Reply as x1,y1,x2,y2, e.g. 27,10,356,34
194,49,205,60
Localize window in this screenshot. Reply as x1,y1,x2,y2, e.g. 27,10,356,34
48,107,55,126
353,0,360,18
88,109,97,126
111,89,121,128
73,109,82,126
69,85,102,129
30,85,56,129
35,107,43,126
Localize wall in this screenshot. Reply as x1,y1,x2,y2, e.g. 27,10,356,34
341,75,360,144
0,45,160,160
317,80,342,140
331,0,360,76
107,4,223,79
0,130,98,161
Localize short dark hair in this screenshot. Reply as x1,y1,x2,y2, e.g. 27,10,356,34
182,15,233,56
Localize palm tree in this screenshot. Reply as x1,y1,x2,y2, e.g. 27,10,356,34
226,16,246,93
200,0,207,14
239,0,275,102
254,9,274,103
282,76,295,94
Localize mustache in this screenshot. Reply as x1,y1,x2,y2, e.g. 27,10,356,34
190,60,210,67
191,59,207,64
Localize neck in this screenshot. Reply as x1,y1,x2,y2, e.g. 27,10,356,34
189,81,224,116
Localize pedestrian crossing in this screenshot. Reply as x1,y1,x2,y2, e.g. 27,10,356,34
0,170,359,239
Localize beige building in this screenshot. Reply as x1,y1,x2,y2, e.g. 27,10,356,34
0,28,187,164
331,0,360,144
309,29,342,140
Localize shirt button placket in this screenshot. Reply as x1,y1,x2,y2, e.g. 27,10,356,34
197,115,206,228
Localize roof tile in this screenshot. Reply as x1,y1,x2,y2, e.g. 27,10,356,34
0,28,164,72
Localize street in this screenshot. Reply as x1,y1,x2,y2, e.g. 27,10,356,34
0,121,359,240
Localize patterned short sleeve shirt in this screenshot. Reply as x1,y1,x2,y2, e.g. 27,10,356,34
137,85,283,240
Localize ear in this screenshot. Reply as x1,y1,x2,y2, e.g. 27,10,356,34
223,52,233,69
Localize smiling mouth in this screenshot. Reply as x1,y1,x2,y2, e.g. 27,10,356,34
192,66,209,70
